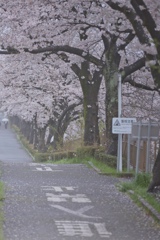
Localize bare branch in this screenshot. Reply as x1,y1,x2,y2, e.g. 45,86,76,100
121,57,146,79
123,76,160,93
24,45,104,67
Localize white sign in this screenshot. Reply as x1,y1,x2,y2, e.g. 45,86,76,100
112,118,136,134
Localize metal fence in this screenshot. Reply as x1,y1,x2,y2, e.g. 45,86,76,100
122,135,160,173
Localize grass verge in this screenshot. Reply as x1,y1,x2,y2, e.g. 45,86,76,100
119,173,160,220
46,156,119,175
47,157,134,177
0,182,4,240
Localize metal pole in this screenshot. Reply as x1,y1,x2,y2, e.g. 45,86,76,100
135,121,142,176
118,134,123,172
127,134,131,172
117,74,122,172
117,136,120,172
146,120,151,173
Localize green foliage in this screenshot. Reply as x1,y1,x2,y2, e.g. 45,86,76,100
119,182,135,192
89,158,117,175
0,182,4,240
94,148,127,168
94,148,118,168
76,146,97,159
35,153,51,162
53,157,88,164
0,183,4,202
96,152,117,168
134,173,151,188
12,125,21,135
19,136,35,156
120,173,151,193
76,146,127,169
35,151,75,162
119,173,160,215
12,125,35,156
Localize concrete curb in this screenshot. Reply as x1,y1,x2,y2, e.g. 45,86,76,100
138,196,160,222
88,161,160,223
128,190,160,222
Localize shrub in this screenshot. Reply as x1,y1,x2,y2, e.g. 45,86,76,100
19,136,35,156
34,153,51,162
95,150,117,168
95,148,127,168
119,182,134,192
134,173,151,188
51,151,75,161
35,151,75,162
12,125,36,156
76,146,98,159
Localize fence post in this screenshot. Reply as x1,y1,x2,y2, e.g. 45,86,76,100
143,141,147,171
127,134,131,172
146,120,151,173
135,121,142,176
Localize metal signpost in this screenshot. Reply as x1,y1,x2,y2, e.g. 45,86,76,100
112,75,159,174
112,117,136,172
112,73,137,172
117,74,122,172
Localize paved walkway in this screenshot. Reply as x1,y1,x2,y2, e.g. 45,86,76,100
0,126,31,163
0,127,160,239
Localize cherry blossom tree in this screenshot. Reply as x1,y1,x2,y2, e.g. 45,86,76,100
0,52,83,151
0,0,159,158
21,0,159,154
105,0,160,191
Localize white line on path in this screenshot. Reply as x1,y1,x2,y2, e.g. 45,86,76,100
55,221,112,238
50,205,101,219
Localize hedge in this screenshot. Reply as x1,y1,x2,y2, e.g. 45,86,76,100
34,151,75,162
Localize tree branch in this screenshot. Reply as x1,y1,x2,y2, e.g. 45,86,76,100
123,76,160,93
118,32,135,51
121,57,146,80
106,0,150,45
24,45,104,67
70,63,81,78
130,0,160,54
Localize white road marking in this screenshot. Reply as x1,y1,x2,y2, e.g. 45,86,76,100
33,167,63,172
94,223,112,237
50,205,101,219
42,186,76,192
30,164,63,172
46,193,91,203
55,221,112,238
29,163,58,167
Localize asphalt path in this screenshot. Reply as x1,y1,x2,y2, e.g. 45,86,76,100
0,126,160,239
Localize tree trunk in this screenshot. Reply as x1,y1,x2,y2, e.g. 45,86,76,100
32,114,39,149
72,61,102,146
37,127,47,152
83,87,100,146
105,72,119,155
48,103,81,150
52,130,63,150
103,35,121,155
46,126,54,145
147,148,160,192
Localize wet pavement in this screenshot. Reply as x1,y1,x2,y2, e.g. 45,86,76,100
0,127,160,239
